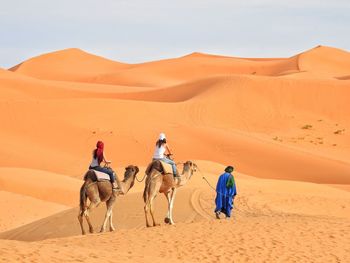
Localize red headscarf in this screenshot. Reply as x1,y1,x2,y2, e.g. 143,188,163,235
95,141,104,164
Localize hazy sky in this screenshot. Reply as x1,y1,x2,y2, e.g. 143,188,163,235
0,0,349,68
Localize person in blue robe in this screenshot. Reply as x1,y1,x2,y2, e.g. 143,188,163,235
214,166,237,219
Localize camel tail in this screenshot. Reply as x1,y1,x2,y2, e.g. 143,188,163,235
143,182,148,203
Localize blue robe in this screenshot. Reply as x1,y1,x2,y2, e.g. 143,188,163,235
214,172,237,217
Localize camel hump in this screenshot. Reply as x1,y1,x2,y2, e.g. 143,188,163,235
84,170,97,181
145,160,173,175
84,169,111,182
93,170,112,181
158,161,173,174
145,160,165,176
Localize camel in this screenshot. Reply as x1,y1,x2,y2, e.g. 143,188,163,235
143,160,197,227
78,165,139,235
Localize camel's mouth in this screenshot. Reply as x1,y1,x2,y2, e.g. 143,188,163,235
192,163,198,172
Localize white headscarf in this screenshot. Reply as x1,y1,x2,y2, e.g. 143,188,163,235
159,133,166,140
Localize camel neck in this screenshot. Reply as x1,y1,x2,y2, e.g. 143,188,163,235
121,175,135,194
177,169,192,186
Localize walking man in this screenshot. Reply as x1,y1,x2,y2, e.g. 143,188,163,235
214,166,237,219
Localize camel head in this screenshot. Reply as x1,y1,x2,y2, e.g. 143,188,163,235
183,161,198,178
122,165,140,189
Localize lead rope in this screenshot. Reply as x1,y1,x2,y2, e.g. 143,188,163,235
196,166,232,198
135,173,146,183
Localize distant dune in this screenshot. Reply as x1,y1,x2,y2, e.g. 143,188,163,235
0,168,82,206
9,48,129,81
298,45,350,76
0,190,68,232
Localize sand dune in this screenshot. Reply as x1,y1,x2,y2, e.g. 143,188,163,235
86,53,299,87
1,105,349,184
2,167,350,242
298,45,350,76
0,97,349,182
8,47,299,87
119,74,350,123
0,190,68,232
0,168,82,206
2,61,350,180
0,67,157,100
9,48,129,81
1,46,350,262
1,216,349,263
9,46,350,88
1,167,349,262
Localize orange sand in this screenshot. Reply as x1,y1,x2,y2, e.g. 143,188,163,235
0,45,349,262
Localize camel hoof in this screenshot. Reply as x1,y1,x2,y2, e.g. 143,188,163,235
146,224,152,228
89,229,94,234
164,217,170,224
109,228,115,232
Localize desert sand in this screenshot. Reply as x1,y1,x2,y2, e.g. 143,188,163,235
0,45,349,262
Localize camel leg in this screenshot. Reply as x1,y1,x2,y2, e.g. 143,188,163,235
78,183,89,235
149,195,159,227
144,200,152,228
144,171,162,227
78,209,86,235
84,200,100,233
164,191,172,224
143,183,152,227
109,209,115,232
100,198,115,233
169,188,177,225
144,171,158,227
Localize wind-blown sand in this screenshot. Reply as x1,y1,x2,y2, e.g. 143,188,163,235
0,45,349,262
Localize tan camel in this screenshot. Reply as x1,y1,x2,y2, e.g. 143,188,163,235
78,165,139,235
143,160,197,227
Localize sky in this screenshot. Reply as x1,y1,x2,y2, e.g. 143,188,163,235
0,0,349,68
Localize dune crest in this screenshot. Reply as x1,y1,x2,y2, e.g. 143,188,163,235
297,45,350,76
9,48,129,81
8,45,350,87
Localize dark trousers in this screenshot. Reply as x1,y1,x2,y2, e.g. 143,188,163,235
89,166,115,183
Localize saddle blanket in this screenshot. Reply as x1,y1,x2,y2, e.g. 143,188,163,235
93,170,111,181
159,161,174,174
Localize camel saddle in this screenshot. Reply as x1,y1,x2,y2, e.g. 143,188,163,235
145,160,174,175
92,170,111,181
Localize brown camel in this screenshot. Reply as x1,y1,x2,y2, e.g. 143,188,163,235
143,160,197,227
78,165,139,235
